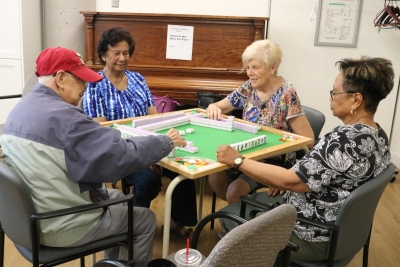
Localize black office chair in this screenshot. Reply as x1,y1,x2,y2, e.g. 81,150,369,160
296,106,325,159
197,92,225,110
0,125,3,157
93,259,176,267
0,160,134,267
240,163,395,267
290,163,395,267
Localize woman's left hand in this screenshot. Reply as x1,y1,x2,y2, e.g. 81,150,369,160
206,103,222,120
268,187,285,196
216,145,241,167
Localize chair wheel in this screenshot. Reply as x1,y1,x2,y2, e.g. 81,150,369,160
390,170,398,183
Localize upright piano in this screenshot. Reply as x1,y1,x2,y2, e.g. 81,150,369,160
81,12,268,107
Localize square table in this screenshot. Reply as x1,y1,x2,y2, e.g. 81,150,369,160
101,108,313,257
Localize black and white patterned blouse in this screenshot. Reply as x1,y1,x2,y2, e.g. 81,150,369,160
284,123,391,242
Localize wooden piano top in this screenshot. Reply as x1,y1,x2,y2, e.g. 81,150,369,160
81,12,268,106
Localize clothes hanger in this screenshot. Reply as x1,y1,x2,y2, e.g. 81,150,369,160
394,1,400,18
374,1,389,26
375,9,389,25
374,0,400,30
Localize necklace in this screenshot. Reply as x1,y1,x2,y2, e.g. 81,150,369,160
346,115,375,127
103,69,127,90
353,116,372,124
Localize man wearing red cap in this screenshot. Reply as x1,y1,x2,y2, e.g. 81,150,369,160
0,47,187,261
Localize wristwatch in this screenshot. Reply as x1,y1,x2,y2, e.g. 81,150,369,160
233,156,245,170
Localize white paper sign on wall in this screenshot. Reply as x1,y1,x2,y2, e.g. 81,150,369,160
166,25,194,61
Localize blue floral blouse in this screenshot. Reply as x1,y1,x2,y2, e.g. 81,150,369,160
227,79,304,166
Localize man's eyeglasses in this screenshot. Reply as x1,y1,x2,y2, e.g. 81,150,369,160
53,72,88,88
329,90,355,99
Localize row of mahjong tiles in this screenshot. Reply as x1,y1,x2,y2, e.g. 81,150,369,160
130,112,258,133
175,135,266,154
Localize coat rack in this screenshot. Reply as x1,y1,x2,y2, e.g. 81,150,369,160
374,0,400,31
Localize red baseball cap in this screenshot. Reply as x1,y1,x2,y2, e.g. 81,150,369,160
35,47,103,82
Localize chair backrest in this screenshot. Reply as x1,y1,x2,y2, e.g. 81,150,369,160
197,92,225,109
78,97,84,110
0,160,37,249
1,74,38,151
332,163,395,261
23,72,39,97
295,106,325,159
0,124,4,140
92,259,129,267
200,204,297,267
302,106,325,140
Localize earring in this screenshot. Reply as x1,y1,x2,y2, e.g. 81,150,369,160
350,109,356,115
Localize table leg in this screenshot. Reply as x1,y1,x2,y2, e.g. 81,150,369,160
301,146,309,155
162,175,188,258
198,176,205,221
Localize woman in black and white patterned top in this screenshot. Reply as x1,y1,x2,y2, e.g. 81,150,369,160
215,56,394,261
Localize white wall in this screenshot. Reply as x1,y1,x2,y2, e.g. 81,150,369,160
43,0,96,56
267,0,400,167
96,0,271,17
21,0,43,81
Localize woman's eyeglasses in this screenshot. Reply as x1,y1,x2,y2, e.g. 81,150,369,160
329,90,355,99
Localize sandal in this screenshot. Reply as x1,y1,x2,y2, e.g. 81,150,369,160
162,225,193,241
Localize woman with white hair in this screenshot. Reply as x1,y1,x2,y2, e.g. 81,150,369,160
206,40,314,235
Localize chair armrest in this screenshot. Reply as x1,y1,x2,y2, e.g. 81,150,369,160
0,94,22,100
288,241,300,252
240,196,338,232
295,214,341,265
191,211,247,249
31,194,134,220
239,195,273,218
29,194,135,261
295,214,338,231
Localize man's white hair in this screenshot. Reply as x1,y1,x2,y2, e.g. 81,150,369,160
38,75,53,84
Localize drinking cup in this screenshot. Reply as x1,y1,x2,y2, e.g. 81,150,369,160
174,248,202,267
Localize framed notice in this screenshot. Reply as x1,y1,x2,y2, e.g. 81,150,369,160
314,0,362,47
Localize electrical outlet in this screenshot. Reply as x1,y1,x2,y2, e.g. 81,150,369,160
111,0,119,8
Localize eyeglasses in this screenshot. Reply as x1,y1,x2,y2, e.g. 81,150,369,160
52,72,88,88
329,90,355,99
68,73,89,88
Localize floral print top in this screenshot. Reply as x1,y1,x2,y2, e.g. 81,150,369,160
286,123,391,242
227,79,304,166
